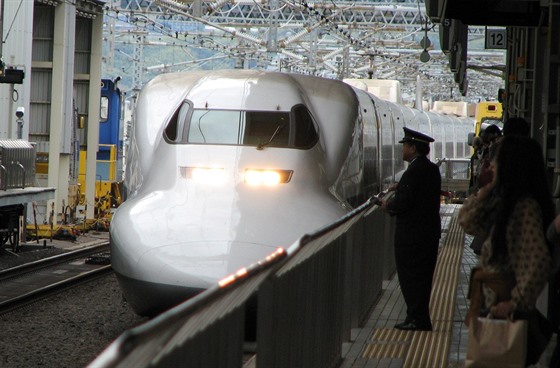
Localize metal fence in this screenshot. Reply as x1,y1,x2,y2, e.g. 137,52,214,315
438,158,471,202
89,194,396,368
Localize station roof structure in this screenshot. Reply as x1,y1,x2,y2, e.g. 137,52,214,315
102,0,507,104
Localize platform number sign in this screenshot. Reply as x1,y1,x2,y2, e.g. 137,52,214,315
485,28,506,49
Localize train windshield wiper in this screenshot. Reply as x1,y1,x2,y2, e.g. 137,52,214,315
257,123,286,150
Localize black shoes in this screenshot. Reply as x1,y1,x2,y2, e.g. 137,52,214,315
394,320,411,329
394,320,432,331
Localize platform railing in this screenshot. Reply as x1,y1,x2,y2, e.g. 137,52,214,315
255,196,393,368
88,193,396,368
89,248,288,368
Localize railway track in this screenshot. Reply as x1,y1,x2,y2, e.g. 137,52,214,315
0,242,112,315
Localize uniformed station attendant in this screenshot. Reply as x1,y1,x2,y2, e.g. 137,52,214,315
380,127,441,331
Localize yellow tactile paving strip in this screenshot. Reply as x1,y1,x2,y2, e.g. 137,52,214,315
362,208,465,368
363,328,414,359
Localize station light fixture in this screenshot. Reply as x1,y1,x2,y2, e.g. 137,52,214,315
420,49,431,63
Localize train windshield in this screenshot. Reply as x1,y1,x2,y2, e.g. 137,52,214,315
165,103,318,149
480,119,504,132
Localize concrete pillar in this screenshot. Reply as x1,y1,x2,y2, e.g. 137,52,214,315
85,15,103,220
48,2,75,223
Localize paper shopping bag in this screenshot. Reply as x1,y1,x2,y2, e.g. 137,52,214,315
465,316,527,368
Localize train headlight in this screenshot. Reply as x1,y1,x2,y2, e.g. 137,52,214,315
182,167,226,184
244,169,293,186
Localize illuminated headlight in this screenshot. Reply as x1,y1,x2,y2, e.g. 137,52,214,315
244,169,293,186
181,167,226,184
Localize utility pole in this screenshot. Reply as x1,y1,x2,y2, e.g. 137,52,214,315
0,0,5,76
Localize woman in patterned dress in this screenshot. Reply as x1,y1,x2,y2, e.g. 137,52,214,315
458,135,554,320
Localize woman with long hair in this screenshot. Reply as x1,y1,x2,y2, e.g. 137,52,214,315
459,135,554,319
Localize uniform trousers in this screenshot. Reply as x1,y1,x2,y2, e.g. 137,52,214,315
394,240,439,324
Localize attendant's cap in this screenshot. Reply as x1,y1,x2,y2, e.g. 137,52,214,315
398,127,434,144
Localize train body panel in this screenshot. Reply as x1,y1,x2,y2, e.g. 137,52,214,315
111,70,474,316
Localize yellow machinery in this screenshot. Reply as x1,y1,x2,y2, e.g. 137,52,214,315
26,144,123,239
77,144,123,229
27,79,125,240
474,101,503,137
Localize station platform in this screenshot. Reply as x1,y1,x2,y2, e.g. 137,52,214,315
20,229,110,251
340,204,477,368
0,186,55,207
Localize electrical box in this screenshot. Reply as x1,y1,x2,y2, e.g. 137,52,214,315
0,140,36,189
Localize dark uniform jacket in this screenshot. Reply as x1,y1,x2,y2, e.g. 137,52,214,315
386,155,441,245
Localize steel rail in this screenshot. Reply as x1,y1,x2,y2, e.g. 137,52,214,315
0,241,110,281
0,241,112,315
0,265,113,315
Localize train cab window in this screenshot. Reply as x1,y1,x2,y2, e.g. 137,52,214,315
165,102,318,149
164,101,191,142
188,110,243,144
242,111,290,147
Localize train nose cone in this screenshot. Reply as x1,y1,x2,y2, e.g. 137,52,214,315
138,240,278,289
114,240,278,316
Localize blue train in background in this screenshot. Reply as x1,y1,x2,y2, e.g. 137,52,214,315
77,77,125,226
26,77,126,239
99,77,123,163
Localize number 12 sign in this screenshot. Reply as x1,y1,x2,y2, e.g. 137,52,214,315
486,28,506,49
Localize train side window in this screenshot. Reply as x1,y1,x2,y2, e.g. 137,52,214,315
164,101,192,143
292,105,318,148
100,96,109,122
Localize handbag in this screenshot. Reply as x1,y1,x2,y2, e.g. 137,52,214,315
466,267,557,365
465,315,527,368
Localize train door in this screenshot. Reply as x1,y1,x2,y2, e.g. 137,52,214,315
434,113,453,159
353,90,380,198
448,115,460,159
452,116,469,158
363,95,392,191
400,106,419,131
458,117,474,158
426,112,444,161
387,103,406,184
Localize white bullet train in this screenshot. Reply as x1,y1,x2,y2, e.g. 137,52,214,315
110,70,473,316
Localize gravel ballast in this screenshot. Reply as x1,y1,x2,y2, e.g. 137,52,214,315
0,274,147,368
0,243,148,368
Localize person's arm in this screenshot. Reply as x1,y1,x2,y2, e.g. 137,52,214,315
384,171,416,215
458,181,494,235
